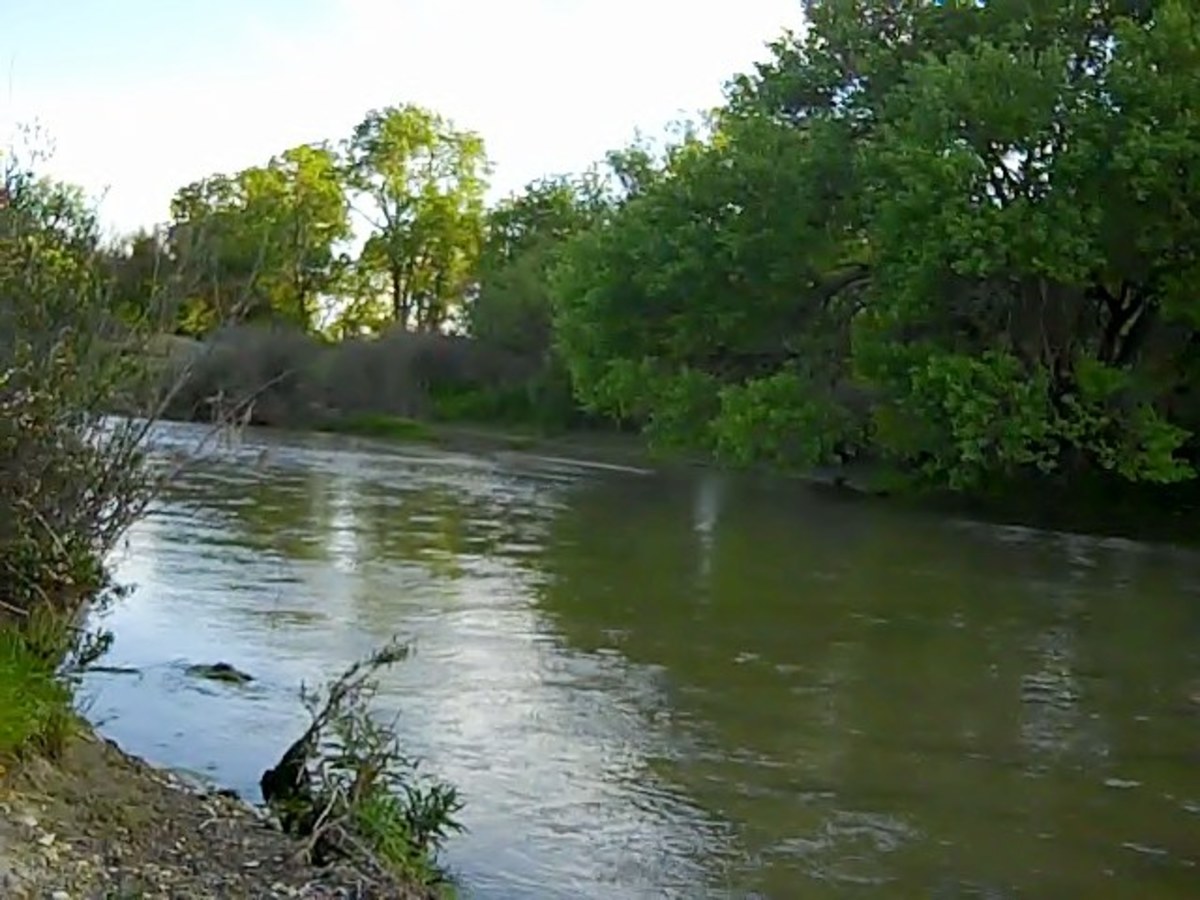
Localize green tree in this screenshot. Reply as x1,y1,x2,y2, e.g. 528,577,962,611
168,143,350,334
100,229,179,329
168,172,264,333
552,0,1200,488
243,144,352,327
344,105,488,332
551,116,866,462
470,174,606,359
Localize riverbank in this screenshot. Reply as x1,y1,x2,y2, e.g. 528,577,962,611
309,415,1200,547
318,414,681,470
0,721,428,899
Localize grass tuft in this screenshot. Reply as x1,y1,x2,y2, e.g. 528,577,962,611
0,623,75,762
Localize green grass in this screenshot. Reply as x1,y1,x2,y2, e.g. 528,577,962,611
0,622,75,761
318,413,439,443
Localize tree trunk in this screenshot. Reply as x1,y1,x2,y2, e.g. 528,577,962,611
390,268,409,330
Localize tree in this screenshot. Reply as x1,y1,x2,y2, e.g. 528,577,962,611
552,0,1200,488
168,144,350,334
244,144,352,327
551,116,865,462
168,173,264,333
810,0,1199,487
469,174,606,359
99,228,177,329
344,105,488,332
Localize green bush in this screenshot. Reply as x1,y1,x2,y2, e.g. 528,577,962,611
261,641,464,888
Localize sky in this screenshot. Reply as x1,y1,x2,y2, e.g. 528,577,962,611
1,0,805,235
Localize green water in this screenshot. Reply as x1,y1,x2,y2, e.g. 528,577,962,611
83,422,1200,898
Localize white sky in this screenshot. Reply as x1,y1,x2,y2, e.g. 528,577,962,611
2,0,805,235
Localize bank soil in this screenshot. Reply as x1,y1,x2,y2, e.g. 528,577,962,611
0,728,428,899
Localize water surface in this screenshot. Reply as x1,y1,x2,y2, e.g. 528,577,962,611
83,421,1200,898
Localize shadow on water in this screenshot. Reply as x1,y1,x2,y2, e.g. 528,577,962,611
82,422,1200,899
531,471,1200,897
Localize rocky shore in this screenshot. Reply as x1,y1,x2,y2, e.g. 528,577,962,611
0,726,427,900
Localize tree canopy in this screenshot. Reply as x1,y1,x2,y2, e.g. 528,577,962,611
89,0,1200,493
167,143,350,333
345,105,489,333
550,0,1200,488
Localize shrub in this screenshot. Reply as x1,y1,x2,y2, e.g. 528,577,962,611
261,640,465,888
0,149,171,623
167,323,546,431
0,141,195,753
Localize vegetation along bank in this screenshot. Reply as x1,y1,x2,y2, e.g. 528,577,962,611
102,0,1199,503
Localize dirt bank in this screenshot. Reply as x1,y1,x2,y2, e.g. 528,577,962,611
0,726,427,899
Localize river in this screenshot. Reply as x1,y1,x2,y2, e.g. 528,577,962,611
80,421,1199,898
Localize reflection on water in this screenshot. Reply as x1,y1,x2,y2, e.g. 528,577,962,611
84,422,1200,898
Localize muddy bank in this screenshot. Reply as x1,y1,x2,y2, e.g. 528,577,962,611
0,726,427,899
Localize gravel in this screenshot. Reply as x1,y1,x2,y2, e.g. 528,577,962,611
0,728,429,899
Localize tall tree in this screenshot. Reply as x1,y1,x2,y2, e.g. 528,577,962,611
552,0,1200,487
243,144,352,326
168,173,261,333
100,229,176,329
168,143,350,334
344,104,488,332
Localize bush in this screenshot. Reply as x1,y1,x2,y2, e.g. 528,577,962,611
0,151,171,623
261,641,464,888
167,323,546,432
0,143,189,753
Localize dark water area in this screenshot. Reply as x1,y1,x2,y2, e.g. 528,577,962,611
81,422,1200,898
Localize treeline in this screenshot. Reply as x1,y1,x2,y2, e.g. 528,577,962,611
102,0,1200,492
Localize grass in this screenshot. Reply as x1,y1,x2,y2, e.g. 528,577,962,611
318,413,440,443
0,621,75,762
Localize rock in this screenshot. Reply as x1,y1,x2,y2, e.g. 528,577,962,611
185,662,254,685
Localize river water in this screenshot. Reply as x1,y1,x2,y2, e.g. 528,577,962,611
81,421,1199,898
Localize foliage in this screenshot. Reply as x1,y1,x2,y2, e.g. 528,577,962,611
550,0,1200,489
469,175,607,359
261,640,464,888
551,115,864,467
345,105,489,333
713,370,863,473
168,143,351,333
0,140,205,761
0,150,172,620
